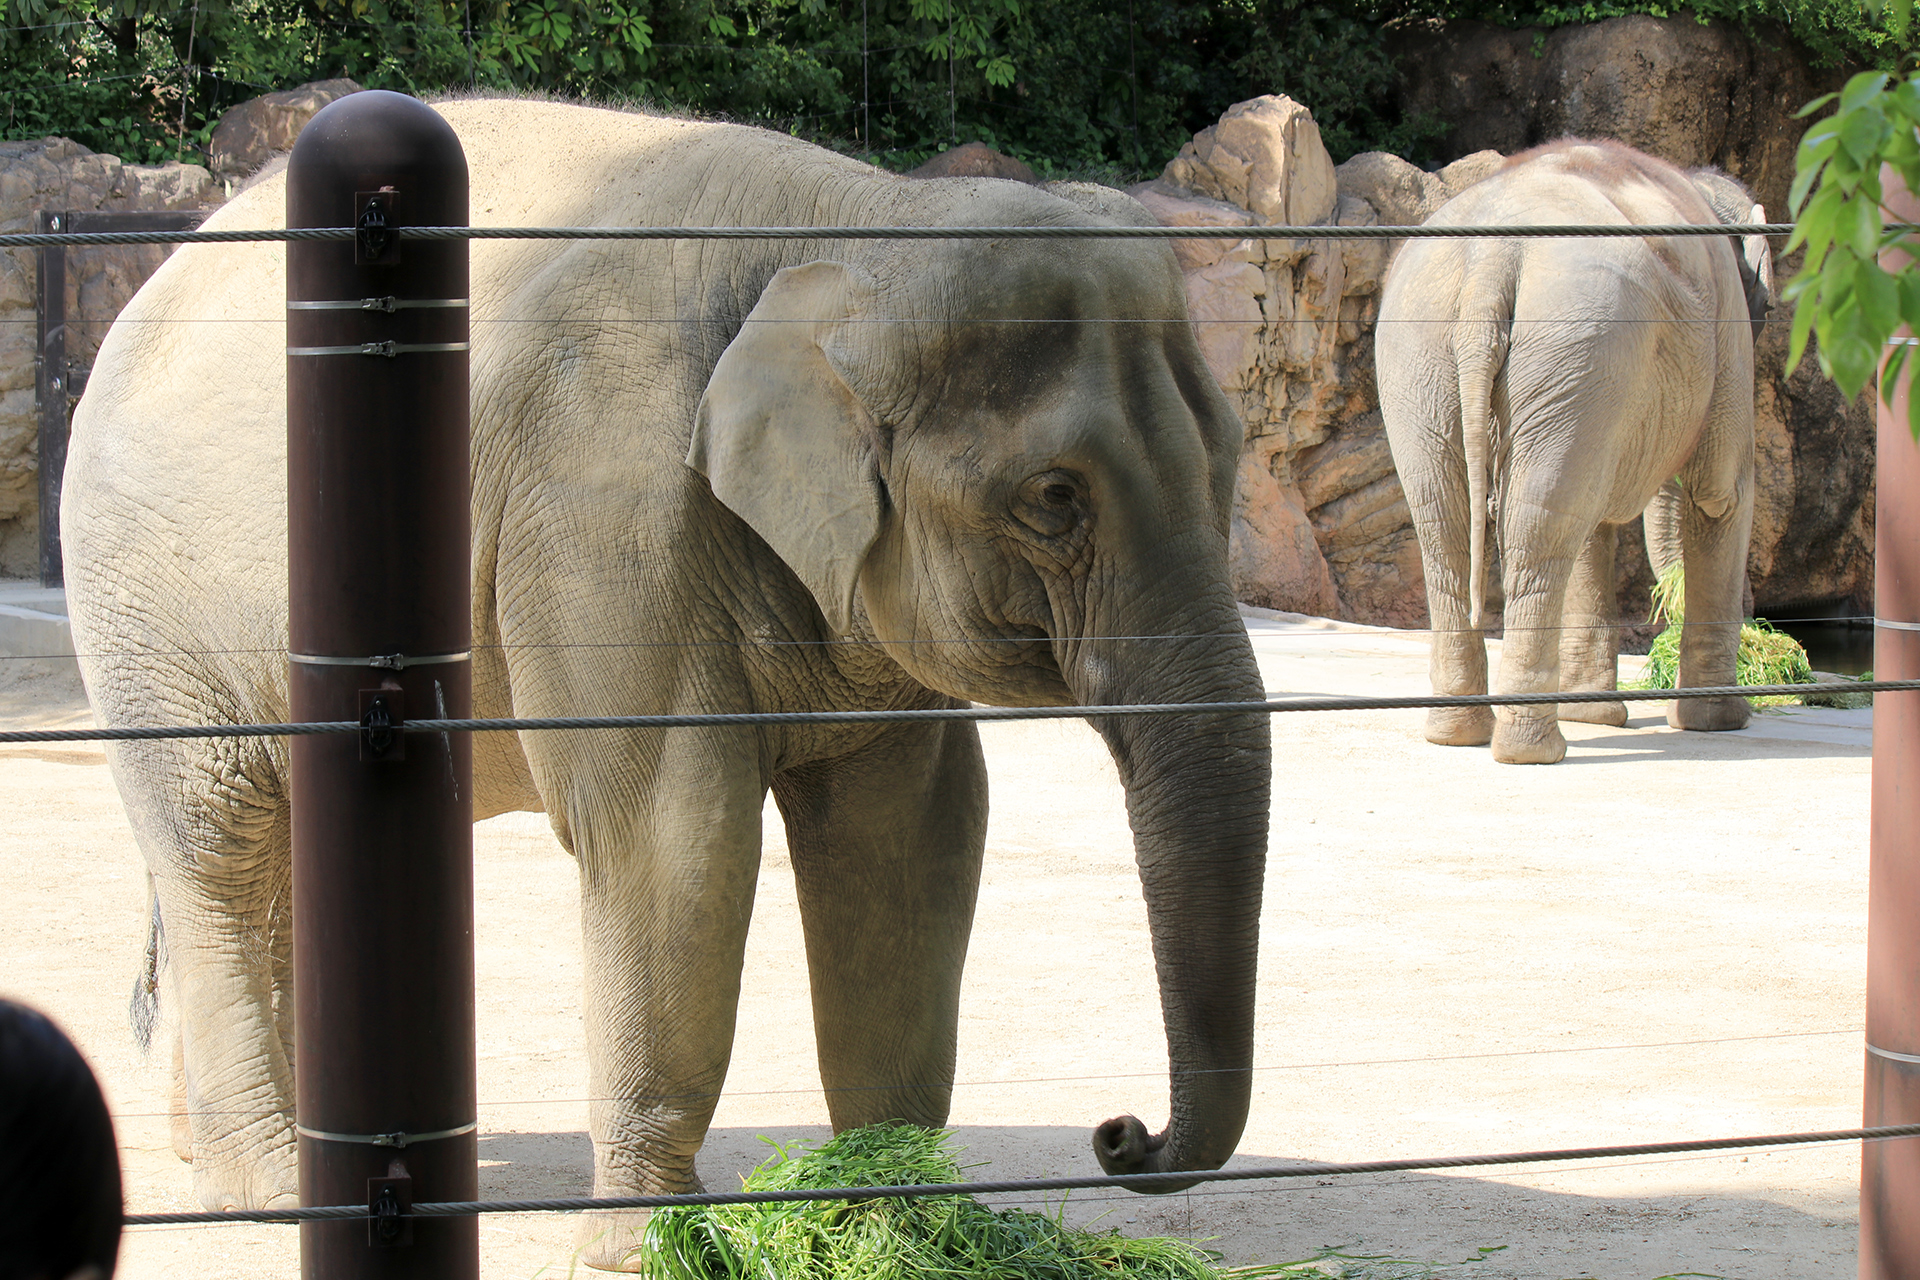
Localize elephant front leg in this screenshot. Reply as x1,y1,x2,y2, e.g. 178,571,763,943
563,734,767,1273
1557,523,1627,727
772,718,988,1132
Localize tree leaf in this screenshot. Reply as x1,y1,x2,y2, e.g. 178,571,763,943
1858,258,1902,334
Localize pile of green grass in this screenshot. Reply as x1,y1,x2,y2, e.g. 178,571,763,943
628,1125,1500,1279
1629,563,1815,704
632,1124,1227,1279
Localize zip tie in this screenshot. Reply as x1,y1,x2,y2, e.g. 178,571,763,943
1868,1043,1920,1065
3,681,1900,746
287,297,468,311
288,651,471,670
286,341,469,357
121,1121,1920,1226
294,1121,477,1148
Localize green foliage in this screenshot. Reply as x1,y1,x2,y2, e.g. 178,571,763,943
5,0,1916,177
630,1124,1507,1280
633,1123,1227,1279
1783,67,1920,434
1632,561,1816,701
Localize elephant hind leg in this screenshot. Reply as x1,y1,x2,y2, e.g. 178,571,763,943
113,735,297,1209
1557,523,1627,727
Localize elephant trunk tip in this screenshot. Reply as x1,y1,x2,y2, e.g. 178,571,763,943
1093,1114,1202,1193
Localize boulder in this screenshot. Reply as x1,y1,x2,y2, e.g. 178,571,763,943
907,142,1040,184
207,78,362,184
0,138,221,577
1162,95,1338,226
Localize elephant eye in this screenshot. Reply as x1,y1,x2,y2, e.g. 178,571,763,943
1015,471,1085,538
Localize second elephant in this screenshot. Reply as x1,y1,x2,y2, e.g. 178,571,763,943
1375,139,1773,764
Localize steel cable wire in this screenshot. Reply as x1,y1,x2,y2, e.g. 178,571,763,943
0,220,1833,249
0,680,1905,746
119,1121,1920,1226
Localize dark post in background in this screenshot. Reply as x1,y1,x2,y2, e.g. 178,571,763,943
286,90,476,1280
1865,169,1920,1280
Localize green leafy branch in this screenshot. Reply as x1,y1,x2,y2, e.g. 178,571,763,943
1784,67,1920,434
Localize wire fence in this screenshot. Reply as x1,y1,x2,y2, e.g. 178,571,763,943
0,681,1903,748
119,1123,1920,1228
6,206,1891,1259
0,219,1833,249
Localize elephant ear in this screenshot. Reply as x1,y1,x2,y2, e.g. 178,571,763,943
1739,202,1775,341
688,261,883,636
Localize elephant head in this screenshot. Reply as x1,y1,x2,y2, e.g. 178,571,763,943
688,199,1271,1185
1688,168,1775,342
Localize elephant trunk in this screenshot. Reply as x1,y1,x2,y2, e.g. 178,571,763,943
1067,598,1271,1188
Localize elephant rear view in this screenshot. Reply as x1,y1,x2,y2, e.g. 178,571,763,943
1375,139,1772,764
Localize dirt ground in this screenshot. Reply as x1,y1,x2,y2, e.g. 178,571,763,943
0,610,1876,1279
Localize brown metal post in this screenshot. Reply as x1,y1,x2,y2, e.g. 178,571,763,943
286,90,475,1280
34,210,67,589
1865,170,1920,1280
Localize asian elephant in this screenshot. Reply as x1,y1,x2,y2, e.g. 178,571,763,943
1375,139,1772,765
60,96,1270,1266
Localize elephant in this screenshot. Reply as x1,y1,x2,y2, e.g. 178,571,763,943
1374,139,1773,765
60,96,1271,1267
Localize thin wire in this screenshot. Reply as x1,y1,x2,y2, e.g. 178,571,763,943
117,1121,1920,1226
0,221,1827,249
104,1027,1859,1123
0,616,1875,668
0,681,1904,747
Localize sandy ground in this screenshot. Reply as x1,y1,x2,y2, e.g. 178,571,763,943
0,611,1876,1280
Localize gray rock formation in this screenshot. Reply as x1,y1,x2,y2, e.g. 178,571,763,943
208,78,362,185
0,139,221,577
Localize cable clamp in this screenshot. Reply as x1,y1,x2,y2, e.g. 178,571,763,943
1875,618,1920,632
287,297,469,312
1869,1042,1920,1065
289,650,471,671
297,1121,476,1148
286,341,470,358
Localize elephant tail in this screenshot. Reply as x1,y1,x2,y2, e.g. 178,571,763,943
128,883,166,1054
1454,252,1516,629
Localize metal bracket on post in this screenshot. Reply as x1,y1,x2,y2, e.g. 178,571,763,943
367,1162,414,1248
359,686,405,762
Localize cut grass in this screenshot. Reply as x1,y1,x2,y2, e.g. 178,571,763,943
627,1125,1505,1280
1628,563,1827,706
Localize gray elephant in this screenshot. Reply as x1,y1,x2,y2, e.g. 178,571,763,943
61,97,1270,1266
1375,139,1772,764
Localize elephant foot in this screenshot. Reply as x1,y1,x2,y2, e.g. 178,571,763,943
191,1156,299,1213
1558,699,1627,727
1492,711,1566,765
1668,693,1750,733
1425,704,1494,746
575,1209,655,1273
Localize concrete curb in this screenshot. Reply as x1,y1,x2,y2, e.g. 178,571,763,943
0,581,75,675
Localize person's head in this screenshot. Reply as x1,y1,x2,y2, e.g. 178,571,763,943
0,1000,122,1280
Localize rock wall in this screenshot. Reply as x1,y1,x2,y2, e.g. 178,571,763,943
1143,15,1870,629
1131,96,1506,625
0,140,221,577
